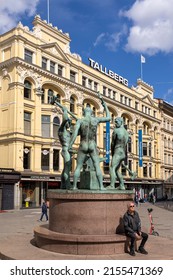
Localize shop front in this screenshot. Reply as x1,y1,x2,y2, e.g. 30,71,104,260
125,180,164,202
0,168,21,210
20,174,61,208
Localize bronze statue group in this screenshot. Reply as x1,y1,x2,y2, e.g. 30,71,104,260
53,93,136,190
52,94,149,257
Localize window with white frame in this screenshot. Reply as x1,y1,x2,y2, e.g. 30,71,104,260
70,70,76,82
58,65,63,76
53,117,60,138
24,112,31,135
24,80,32,99
24,49,33,63
48,89,54,104
50,61,55,73
42,57,48,70
42,115,50,138
53,149,60,171
23,147,31,169
41,149,50,170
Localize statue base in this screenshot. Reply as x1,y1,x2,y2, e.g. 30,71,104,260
80,171,99,189
34,189,134,255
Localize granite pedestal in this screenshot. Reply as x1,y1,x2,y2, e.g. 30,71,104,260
34,189,134,255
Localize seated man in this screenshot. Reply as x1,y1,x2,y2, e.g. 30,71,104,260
123,202,148,256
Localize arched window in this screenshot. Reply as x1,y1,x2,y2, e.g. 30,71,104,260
48,89,54,104
53,116,60,138
143,122,149,135
70,96,75,113
127,137,132,153
56,94,61,103
24,80,32,99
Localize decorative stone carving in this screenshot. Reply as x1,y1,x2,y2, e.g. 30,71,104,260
32,26,42,39
17,22,24,28
64,43,71,54
64,86,71,99
50,47,58,55
17,66,42,89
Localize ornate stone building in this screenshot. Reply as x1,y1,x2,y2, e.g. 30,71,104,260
0,15,165,209
158,100,173,199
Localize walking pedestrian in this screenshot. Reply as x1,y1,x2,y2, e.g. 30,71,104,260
39,201,48,221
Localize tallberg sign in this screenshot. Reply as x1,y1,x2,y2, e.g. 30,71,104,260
88,58,128,86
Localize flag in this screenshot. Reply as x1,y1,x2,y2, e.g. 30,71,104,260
141,54,146,63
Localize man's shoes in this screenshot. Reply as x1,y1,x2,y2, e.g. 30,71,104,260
129,250,136,256
138,247,148,255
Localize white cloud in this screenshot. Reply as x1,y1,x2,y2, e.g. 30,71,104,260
163,87,173,104
93,25,127,51
105,25,128,52
93,33,106,47
121,0,173,55
0,0,40,33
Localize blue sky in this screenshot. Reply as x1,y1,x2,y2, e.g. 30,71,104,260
1,0,173,103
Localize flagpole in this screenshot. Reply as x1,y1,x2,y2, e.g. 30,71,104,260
140,55,146,80
141,60,143,80
47,0,50,23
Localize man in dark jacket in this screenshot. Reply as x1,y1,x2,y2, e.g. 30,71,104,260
39,202,48,222
123,202,148,256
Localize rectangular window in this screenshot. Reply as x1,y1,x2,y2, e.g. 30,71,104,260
168,154,171,164
50,61,55,73
24,112,31,135
135,101,139,110
41,149,50,170
149,142,152,157
113,91,116,99
122,164,126,176
94,82,98,92
136,140,138,156
143,164,147,177
42,57,47,70
24,49,33,63
88,79,92,89
58,65,63,76
120,94,123,103
128,137,132,153
108,89,111,98
143,142,147,156
42,115,50,138
128,160,132,172
23,147,31,170
164,153,167,163
70,71,76,82
82,76,87,87
53,150,60,171
149,164,152,177
103,86,106,95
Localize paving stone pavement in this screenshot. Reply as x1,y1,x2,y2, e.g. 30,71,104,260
0,201,173,260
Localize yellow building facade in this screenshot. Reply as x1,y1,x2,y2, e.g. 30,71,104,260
0,15,166,209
